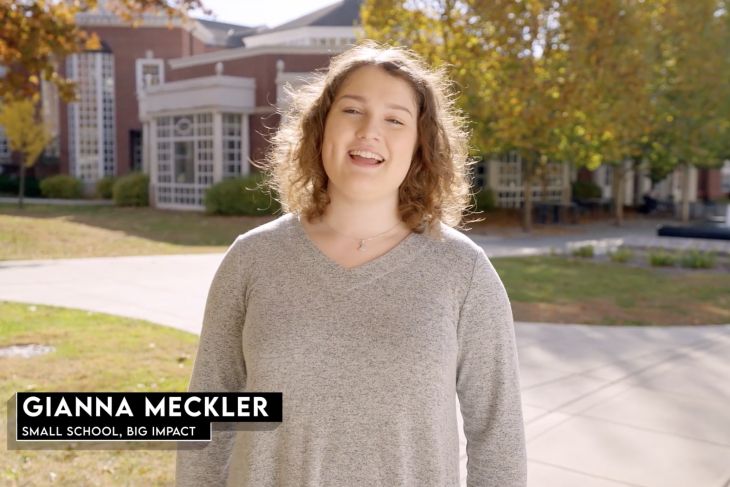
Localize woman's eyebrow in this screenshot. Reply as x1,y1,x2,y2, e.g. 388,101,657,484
337,94,414,118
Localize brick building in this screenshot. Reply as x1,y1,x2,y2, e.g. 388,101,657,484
0,0,361,209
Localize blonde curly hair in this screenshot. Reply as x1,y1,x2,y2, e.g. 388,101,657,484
257,40,475,239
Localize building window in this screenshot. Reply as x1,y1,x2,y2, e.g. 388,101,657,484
41,78,60,158
155,113,213,208
0,126,10,163
66,51,116,182
222,114,242,179
175,140,195,183
136,58,164,92
130,130,142,171
473,160,488,188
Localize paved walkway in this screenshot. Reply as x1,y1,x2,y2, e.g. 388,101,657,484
2,224,729,487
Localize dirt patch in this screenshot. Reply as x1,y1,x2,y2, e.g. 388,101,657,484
0,344,55,358
512,297,730,326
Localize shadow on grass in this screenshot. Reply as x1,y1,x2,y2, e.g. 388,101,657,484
0,203,280,247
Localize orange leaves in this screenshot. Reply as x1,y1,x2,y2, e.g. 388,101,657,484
0,0,210,103
84,32,102,51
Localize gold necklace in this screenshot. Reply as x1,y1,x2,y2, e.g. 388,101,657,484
321,218,402,251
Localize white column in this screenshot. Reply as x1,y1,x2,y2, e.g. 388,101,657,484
487,156,499,191
150,119,158,207
596,166,611,199
672,168,681,202
688,164,698,203
624,159,634,205
242,114,250,176
213,112,223,183
96,54,104,181
142,122,150,175
70,55,79,178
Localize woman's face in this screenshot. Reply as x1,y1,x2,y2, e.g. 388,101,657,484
321,65,419,202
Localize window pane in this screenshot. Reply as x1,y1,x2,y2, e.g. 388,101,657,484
174,141,195,184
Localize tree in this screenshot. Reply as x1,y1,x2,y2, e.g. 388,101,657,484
652,0,730,221
563,0,663,226
0,0,212,104
0,97,53,208
363,0,601,232
362,0,730,228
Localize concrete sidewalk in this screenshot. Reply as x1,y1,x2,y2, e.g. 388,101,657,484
468,217,676,257
2,231,729,486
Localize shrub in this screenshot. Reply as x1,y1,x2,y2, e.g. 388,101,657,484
204,173,281,216
572,245,594,258
113,172,149,207
471,187,496,213
0,174,42,197
39,175,83,199
96,175,117,199
648,249,677,267
679,249,716,269
571,180,602,200
608,248,634,263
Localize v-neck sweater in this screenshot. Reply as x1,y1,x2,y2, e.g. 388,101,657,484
175,213,526,487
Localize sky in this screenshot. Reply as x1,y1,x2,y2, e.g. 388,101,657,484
189,0,342,29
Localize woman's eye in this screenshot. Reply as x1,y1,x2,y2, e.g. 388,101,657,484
344,109,360,114
388,119,403,125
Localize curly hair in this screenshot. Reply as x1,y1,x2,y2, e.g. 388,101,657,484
257,40,475,239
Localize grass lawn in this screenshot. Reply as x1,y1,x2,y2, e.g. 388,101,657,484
0,204,276,260
0,302,198,486
0,203,614,261
2,203,728,325
1,250,728,480
494,256,730,325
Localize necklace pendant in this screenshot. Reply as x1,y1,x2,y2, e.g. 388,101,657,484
357,240,366,251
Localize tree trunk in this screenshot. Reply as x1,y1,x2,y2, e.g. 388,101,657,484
680,162,691,222
612,163,625,227
523,159,533,233
18,155,25,210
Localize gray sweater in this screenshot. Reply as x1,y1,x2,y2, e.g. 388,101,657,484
176,213,526,486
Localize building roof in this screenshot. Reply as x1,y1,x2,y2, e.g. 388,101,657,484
193,18,264,48
267,0,362,33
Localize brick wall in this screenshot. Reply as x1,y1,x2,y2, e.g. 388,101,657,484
58,25,190,178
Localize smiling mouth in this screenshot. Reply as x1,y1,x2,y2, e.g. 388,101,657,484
349,150,384,165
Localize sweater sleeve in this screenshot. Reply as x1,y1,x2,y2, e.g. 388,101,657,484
456,249,527,487
176,238,247,487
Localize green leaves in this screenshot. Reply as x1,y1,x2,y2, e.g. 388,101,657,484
363,0,730,227
0,98,53,168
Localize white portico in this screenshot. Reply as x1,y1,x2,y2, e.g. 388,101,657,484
137,63,255,210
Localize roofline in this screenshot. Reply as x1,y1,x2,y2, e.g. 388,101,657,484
75,14,220,45
168,44,350,69
267,0,345,33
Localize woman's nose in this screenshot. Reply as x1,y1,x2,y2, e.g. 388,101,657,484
355,115,381,140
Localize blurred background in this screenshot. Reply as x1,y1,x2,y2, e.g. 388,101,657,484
0,0,729,485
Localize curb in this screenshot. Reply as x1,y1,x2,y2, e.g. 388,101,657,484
0,197,114,206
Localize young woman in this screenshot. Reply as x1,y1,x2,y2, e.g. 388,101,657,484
176,41,526,487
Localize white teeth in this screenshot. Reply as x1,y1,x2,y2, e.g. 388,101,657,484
349,150,384,162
